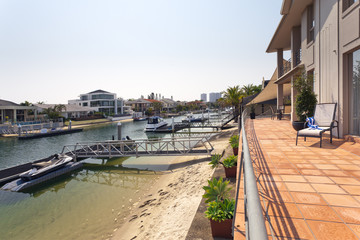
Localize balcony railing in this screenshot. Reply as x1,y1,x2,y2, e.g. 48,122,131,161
233,109,268,239
279,48,302,77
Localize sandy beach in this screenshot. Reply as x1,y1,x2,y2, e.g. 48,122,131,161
112,130,232,240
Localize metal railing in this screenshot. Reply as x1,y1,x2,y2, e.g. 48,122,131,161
61,136,214,159
233,109,268,239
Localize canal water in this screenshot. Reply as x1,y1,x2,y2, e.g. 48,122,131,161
0,115,214,240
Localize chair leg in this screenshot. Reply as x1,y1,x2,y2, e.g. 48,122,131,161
320,135,322,148
296,132,298,146
304,136,306,142
330,130,333,144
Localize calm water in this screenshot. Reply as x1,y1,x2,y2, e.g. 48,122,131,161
0,115,214,240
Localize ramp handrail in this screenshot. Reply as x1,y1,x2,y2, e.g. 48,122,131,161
233,109,268,239
61,136,214,158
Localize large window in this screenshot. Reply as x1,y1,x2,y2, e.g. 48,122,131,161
350,49,360,135
307,5,315,44
343,0,355,12
91,94,114,100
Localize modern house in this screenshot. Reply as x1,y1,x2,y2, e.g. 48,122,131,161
68,90,125,116
0,99,37,124
267,0,360,137
125,99,152,113
160,98,178,112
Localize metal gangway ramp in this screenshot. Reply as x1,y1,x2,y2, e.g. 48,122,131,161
61,136,214,159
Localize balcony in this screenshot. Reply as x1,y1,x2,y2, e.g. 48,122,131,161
234,117,360,239
279,49,302,78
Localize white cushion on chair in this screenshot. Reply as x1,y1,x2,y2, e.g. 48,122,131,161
298,128,324,137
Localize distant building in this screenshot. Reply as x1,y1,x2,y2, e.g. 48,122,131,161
161,98,178,112
0,99,36,123
200,93,207,102
209,92,221,103
34,104,93,119
68,90,125,116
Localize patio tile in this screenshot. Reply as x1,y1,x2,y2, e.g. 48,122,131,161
321,170,350,177
234,213,246,231
280,175,307,183
259,180,288,192
329,176,360,185
304,176,334,184
276,169,299,175
285,182,315,192
341,185,360,195
314,164,340,170
299,169,324,176
348,224,360,238
290,192,327,205
311,183,347,194
266,216,314,239
330,160,352,165
297,204,342,222
295,163,315,169
333,207,360,224
264,202,303,219
338,164,360,171
259,174,282,182
320,194,360,207
262,190,294,203
307,220,358,240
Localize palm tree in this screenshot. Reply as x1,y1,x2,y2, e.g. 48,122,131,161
242,84,262,96
222,86,244,122
54,104,66,113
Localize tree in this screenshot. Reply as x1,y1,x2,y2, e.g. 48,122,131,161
20,101,32,106
222,86,244,122
152,102,162,114
242,84,262,96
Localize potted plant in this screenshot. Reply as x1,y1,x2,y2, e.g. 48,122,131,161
292,70,317,131
209,154,237,178
229,135,239,156
223,155,237,178
205,199,235,239
203,177,234,239
249,104,256,119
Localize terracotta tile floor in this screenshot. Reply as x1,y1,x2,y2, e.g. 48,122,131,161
234,118,360,240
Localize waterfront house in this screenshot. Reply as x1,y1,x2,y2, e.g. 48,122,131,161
267,0,360,137
125,99,152,113
0,99,37,124
160,98,178,112
34,104,93,119
68,90,126,116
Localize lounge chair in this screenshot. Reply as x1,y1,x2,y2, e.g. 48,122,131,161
296,103,338,148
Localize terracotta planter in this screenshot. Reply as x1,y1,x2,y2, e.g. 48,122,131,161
210,218,233,239
232,147,238,156
224,165,237,178
292,121,305,131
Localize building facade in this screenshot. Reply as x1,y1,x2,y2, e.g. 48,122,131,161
267,0,360,137
68,90,125,116
209,92,221,103
200,93,207,102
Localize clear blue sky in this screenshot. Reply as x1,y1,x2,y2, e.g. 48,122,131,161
0,0,283,104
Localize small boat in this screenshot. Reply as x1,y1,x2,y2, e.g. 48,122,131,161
144,116,168,132
182,113,203,123
19,155,73,181
133,117,147,121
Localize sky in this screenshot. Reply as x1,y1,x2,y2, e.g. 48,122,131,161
0,0,283,104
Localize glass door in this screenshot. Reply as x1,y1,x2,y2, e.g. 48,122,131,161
351,49,360,135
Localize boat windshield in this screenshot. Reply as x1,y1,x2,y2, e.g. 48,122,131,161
148,118,159,124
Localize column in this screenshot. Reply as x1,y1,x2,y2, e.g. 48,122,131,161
277,49,283,78
291,26,301,68
277,84,284,110
13,109,17,123
291,76,298,122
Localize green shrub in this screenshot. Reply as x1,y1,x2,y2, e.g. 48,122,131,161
222,155,237,168
209,154,222,169
229,135,239,148
205,198,235,222
203,177,231,203
294,71,317,122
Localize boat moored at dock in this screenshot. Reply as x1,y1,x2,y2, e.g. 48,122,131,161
144,116,168,132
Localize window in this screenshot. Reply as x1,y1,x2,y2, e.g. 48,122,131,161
82,102,88,107
349,49,360,135
307,5,315,44
80,96,88,101
343,0,355,12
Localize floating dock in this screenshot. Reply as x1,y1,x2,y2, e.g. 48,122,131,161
18,128,83,140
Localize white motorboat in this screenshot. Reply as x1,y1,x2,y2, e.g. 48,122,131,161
144,116,168,132
19,155,73,181
182,113,203,123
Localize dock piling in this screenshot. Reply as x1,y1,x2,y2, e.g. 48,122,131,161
117,122,122,140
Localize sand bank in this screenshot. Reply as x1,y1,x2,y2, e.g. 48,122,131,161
112,131,232,240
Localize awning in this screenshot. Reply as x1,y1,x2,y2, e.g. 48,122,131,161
248,68,291,105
